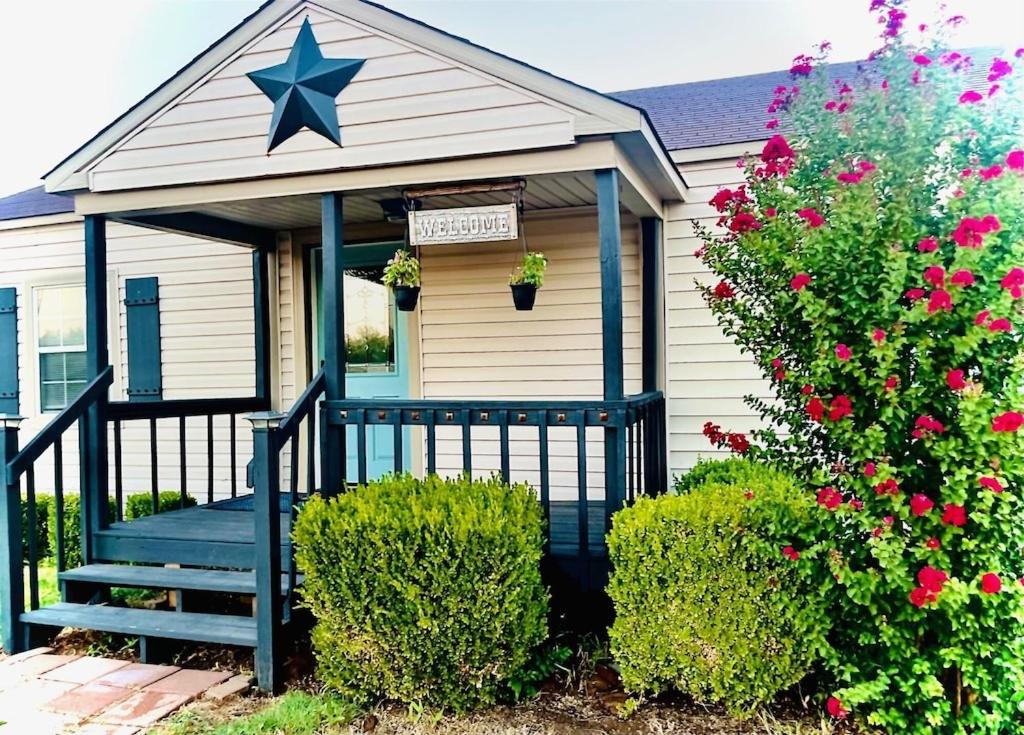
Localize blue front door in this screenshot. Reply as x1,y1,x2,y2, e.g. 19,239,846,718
312,244,411,480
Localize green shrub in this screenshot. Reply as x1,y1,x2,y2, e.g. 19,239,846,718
125,491,196,520
294,473,549,712
673,457,776,495
51,494,116,570
22,494,52,560
608,464,829,717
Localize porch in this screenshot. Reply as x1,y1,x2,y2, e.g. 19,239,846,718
0,160,668,694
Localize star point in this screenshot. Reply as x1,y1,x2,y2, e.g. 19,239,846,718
246,18,365,152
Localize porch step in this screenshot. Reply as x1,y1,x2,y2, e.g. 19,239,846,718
21,602,258,647
60,564,297,595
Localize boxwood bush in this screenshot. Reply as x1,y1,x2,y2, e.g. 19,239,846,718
673,456,775,494
293,473,549,712
125,490,196,520
608,461,829,716
50,494,117,570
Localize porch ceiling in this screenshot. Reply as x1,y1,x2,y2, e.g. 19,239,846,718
186,171,606,231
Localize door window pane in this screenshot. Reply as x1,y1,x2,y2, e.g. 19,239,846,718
344,267,395,374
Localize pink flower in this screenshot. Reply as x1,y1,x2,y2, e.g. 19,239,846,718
875,478,899,496
817,486,843,510
993,411,1024,433
917,237,938,252
910,494,934,516
766,118,779,130
924,266,945,287
835,343,852,361
926,537,941,550
927,289,952,314
959,90,983,104
864,462,877,477
791,273,812,291
950,270,974,287
952,216,1001,248
790,54,814,77
906,288,926,302
782,545,800,561
979,164,1003,181
913,54,932,66
826,697,848,720
982,573,1003,594
828,395,853,422
729,212,762,233
988,58,1012,82
913,415,945,438
988,317,1012,333
836,170,864,184
872,328,885,343
1001,267,1024,298
979,476,1004,493
884,376,899,391
1008,150,1024,171
942,504,967,527
975,309,991,326
947,369,967,391
798,208,825,228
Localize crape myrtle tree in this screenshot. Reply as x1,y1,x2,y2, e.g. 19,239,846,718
695,1,1024,732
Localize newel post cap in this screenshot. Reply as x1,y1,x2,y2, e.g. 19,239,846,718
0,415,24,430
244,411,285,430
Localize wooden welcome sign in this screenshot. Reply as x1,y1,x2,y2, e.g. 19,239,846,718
408,203,518,246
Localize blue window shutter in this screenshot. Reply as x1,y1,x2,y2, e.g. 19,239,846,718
125,277,161,402
0,288,18,414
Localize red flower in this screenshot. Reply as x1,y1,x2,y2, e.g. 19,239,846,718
988,57,1012,82
959,90,983,104
744,490,754,500
709,189,735,212
975,309,991,326
729,212,761,233
761,134,794,162
979,164,1003,181
764,207,777,217
981,573,1003,594
828,395,852,422
987,317,1012,333
917,237,938,253
765,118,779,130
909,587,932,607
979,476,1004,493
826,697,848,720
790,54,814,77
993,411,1024,432
727,432,750,454
926,537,941,550
952,216,1001,248
849,498,863,511
923,266,945,288
1008,150,1024,171
919,566,949,593
946,369,967,391
782,545,800,561
910,493,934,516
913,415,945,438
1000,267,1024,298
872,328,885,343
950,269,974,287
913,54,932,66
927,289,952,314
941,503,967,527
713,281,736,299
798,208,825,228
836,170,864,184
885,376,899,391
875,478,900,496
801,383,814,396
817,486,843,510
703,421,724,445
905,288,926,302
864,462,877,477
835,343,852,361
791,273,812,291
806,397,826,423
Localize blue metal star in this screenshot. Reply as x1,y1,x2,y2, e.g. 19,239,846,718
247,18,365,152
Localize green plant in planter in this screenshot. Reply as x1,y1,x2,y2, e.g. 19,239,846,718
382,249,420,287
509,251,547,288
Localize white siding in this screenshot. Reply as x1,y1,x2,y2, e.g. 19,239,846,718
88,6,577,192
664,157,773,474
0,219,255,499
418,209,642,500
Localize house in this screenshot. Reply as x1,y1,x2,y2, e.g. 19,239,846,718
0,0,873,692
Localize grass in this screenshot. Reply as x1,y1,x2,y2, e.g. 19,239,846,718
155,691,360,735
27,562,60,607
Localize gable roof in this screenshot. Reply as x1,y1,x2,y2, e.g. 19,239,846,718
0,186,74,222
612,49,999,152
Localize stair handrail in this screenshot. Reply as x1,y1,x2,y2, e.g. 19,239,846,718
275,368,325,448
6,366,114,484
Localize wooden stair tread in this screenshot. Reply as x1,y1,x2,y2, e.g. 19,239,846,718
60,564,297,595
21,603,258,647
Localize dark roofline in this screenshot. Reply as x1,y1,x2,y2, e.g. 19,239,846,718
0,186,76,223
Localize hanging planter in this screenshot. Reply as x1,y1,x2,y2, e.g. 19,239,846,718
383,249,421,312
509,252,547,311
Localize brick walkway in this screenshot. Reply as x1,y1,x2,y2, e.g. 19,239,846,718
0,648,251,734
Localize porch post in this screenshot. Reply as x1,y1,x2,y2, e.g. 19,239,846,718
641,218,661,393
596,170,627,535
253,245,272,406
321,193,346,496
82,215,109,561
0,416,25,653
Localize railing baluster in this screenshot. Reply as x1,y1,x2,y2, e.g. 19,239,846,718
538,420,550,554
576,419,589,585
393,412,403,474
498,410,510,485
356,410,367,486
149,418,158,514
426,413,437,475
306,410,316,494
26,466,39,610
230,414,238,498
112,421,123,521
54,436,65,571
461,411,472,478
627,422,634,503
207,414,214,504
290,433,299,497
179,416,187,509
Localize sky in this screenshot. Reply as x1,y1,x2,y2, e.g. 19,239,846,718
0,0,1019,196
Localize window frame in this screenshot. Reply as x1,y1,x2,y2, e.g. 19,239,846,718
34,283,89,413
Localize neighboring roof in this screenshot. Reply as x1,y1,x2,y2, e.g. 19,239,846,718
0,186,74,222
612,50,998,151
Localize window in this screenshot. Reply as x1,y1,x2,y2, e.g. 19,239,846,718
36,285,87,411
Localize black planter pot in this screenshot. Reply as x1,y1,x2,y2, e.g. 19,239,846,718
394,285,420,312
510,283,538,311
